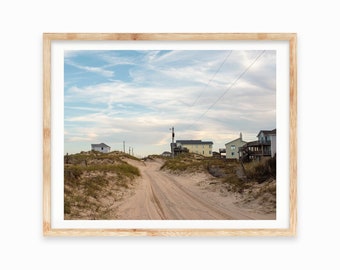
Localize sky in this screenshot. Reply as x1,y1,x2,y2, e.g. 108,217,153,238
64,50,276,157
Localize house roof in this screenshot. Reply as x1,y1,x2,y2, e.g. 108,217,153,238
225,137,247,146
91,143,110,148
257,129,276,137
176,140,213,145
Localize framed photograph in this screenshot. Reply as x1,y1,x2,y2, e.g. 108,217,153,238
43,33,297,236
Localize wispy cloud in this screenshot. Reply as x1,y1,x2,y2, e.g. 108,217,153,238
65,59,114,78
64,50,276,156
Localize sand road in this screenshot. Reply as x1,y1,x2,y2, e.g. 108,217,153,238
116,158,273,220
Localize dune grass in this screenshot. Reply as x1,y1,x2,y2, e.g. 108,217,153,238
64,151,141,220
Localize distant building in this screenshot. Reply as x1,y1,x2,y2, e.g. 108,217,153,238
239,129,276,161
212,151,221,158
257,129,276,158
171,142,189,157
219,148,226,159
225,133,247,160
161,151,172,157
175,140,213,157
91,143,111,153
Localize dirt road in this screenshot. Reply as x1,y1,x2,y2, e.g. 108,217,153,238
116,158,274,220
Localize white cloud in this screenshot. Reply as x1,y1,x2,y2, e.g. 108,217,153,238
65,59,114,77
64,50,276,155
100,53,140,67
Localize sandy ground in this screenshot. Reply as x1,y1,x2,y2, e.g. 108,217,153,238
116,158,275,220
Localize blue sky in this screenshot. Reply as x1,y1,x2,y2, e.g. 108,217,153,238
64,50,276,157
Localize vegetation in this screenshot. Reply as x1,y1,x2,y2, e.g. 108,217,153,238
64,151,141,220
161,153,276,212
160,157,204,172
160,153,226,173
243,156,276,183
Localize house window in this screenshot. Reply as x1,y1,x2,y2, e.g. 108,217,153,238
231,145,236,150
209,151,212,154
231,152,234,156
101,147,104,150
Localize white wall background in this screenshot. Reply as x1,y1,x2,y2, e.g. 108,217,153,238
1,1,339,269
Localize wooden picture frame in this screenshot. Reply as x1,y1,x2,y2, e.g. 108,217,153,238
43,33,297,236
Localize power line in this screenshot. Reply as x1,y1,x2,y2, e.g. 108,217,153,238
172,51,233,135
189,50,266,129
190,50,233,107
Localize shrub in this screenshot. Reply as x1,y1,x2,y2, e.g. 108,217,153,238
222,175,251,193
243,156,276,183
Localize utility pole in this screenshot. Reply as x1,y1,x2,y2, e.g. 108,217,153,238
123,141,125,153
132,147,134,156
170,126,175,158
129,146,131,155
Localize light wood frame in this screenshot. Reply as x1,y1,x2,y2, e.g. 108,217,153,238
43,33,297,236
